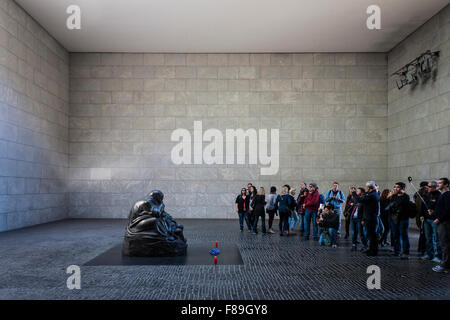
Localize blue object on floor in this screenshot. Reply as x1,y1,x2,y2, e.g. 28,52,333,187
209,248,220,256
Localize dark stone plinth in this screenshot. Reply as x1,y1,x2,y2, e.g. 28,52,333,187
122,190,187,257
122,234,187,257
85,243,243,266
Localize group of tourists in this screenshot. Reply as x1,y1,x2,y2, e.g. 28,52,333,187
235,178,450,273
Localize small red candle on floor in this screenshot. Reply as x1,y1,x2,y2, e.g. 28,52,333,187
215,240,218,248
214,256,217,265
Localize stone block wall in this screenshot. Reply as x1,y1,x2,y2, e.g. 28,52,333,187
2,1,448,224
388,5,449,194
69,52,388,218
0,0,69,231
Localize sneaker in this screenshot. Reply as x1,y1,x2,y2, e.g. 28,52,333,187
360,246,368,253
252,232,258,235
432,257,442,264
268,229,274,234
351,245,357,252
421,255,431,261
248,229,253,233
400,254,409,260
432,265,448,273
332,244,337,248
240,229,243,232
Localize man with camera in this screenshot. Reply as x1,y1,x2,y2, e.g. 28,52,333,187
317,204,339,248
386,182,411,259
352,181,380,257
432,177,450,273
420,180,442,263
325,182,346,234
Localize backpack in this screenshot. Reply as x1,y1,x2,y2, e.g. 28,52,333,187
326,190,343,203
407,201,417,219
321,230,332,246
288,195,296,210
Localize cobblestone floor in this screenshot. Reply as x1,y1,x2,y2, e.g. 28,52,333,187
0,219,449,300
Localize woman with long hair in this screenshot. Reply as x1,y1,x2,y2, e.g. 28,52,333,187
343,187,357,239
379,189,391,247
288,188,299,234
296,183,308,236
235,187,251,232
276,186,294,236
248,185,257,227
252,187,267,234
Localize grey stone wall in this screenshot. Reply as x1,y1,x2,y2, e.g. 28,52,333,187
0,0,69,231
2,1,447,225
387,5,449,194
69,52,388,219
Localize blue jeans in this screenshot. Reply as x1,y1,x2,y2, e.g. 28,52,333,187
334,207,342,232
304,209,318,238
298,214,305,232
351,218,367,246
238,211,251,231
390,218,410,255
319,228,337,246
253,215,266,233
423,219,442,259
289,210,299,231
376,216,384,235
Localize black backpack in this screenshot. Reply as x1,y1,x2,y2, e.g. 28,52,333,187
407,201,417,219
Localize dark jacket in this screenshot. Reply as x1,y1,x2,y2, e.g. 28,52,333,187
435,191,450,223
235,195,249,212
380,197,390,220
343,194,355,218
319,212,339,230
288,194,296,211
253,195,266,217
276,194,294,213
352,190,380,221
414,189,429,219
424,190,442,220
350,193,364,219
296,188,308,214
388,193,410,221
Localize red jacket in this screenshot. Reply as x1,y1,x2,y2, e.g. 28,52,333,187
304,190,319,211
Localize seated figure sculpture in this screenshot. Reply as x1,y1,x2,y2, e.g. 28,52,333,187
122,190,187,257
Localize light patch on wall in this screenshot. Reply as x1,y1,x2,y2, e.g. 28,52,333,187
171,121,280,176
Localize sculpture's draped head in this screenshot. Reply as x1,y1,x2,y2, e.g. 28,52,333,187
148,190,164,204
